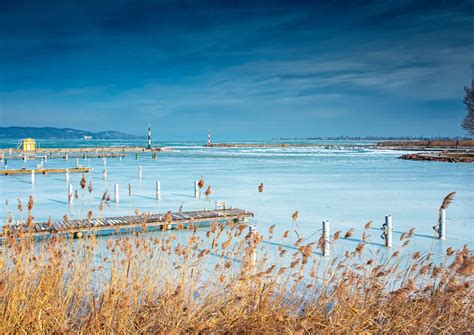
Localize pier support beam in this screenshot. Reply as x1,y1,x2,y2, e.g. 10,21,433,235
322,221,330,256
383,215,393,247
114,184,119,203
68,184,73,205
156,181,161,199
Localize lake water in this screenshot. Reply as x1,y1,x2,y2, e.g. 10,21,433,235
1,139,473,261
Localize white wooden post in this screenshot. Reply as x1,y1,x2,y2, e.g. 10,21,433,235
65,153,68,161
439,209,446,240
103,158,107,179
65,168,69,183
156,181,161,199
194,181,199,198
322,220,330,256
68,184,73,204
114,184,119,203
385,215,393,247
76,158,79,168
138,165,142,178
31,170,35,184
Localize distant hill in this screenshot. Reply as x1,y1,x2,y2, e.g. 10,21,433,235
0,127,141,139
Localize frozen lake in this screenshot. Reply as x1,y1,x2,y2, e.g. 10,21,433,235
1,139,473,261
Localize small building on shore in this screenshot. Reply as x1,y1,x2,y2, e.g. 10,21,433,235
20,138,36,151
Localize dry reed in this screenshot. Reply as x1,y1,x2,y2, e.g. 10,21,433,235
0,196,472,334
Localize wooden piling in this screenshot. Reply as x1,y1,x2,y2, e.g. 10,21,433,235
384,215,393,247
68,184,73,204
322,220,330,256
156,181,161,199
249,225,257,267
194,181,199,198
114,184,119,203
103,158,107,179
439,209,446,240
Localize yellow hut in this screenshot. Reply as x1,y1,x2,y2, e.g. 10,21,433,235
21,138,36,151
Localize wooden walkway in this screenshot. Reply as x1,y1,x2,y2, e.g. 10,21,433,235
0,146,171,156
1,153,126,160
1,208,253,240
1,167,92,175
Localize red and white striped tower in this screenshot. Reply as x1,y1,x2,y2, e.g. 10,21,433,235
208,129,211,146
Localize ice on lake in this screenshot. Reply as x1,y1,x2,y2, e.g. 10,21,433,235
1,139,473,262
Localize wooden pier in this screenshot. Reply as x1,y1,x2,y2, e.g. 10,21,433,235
0,146,171,156
1,167,92,175
1,208,253,241
1,153,126,160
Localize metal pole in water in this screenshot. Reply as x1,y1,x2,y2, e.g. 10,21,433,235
114,184,119,203
439,209,446,240
156,181,161,199
65,168,69,183
385,215,393,247
194,181,199,198
31,170,35,184
138,165,142,178
322,220,330,256
68,184,73,204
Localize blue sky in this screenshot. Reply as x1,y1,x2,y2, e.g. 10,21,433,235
0,0,473,139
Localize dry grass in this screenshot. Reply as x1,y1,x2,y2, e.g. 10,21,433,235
0,197,472,333
1,226,472,333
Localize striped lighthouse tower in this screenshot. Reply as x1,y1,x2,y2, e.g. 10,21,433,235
207,129,211,147
147,126,152,149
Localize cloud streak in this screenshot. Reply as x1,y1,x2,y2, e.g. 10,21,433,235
0,0,472,138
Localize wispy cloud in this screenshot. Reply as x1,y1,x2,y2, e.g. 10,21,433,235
0,0,472,137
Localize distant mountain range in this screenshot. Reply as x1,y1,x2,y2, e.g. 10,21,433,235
0,127,141,139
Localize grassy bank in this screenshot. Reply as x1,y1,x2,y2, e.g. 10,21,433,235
0,215,472,333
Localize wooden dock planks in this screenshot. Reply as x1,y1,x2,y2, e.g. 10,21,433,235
1,167,92,175
1,208,253,240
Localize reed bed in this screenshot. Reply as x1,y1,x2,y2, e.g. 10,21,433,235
0,192,472,333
